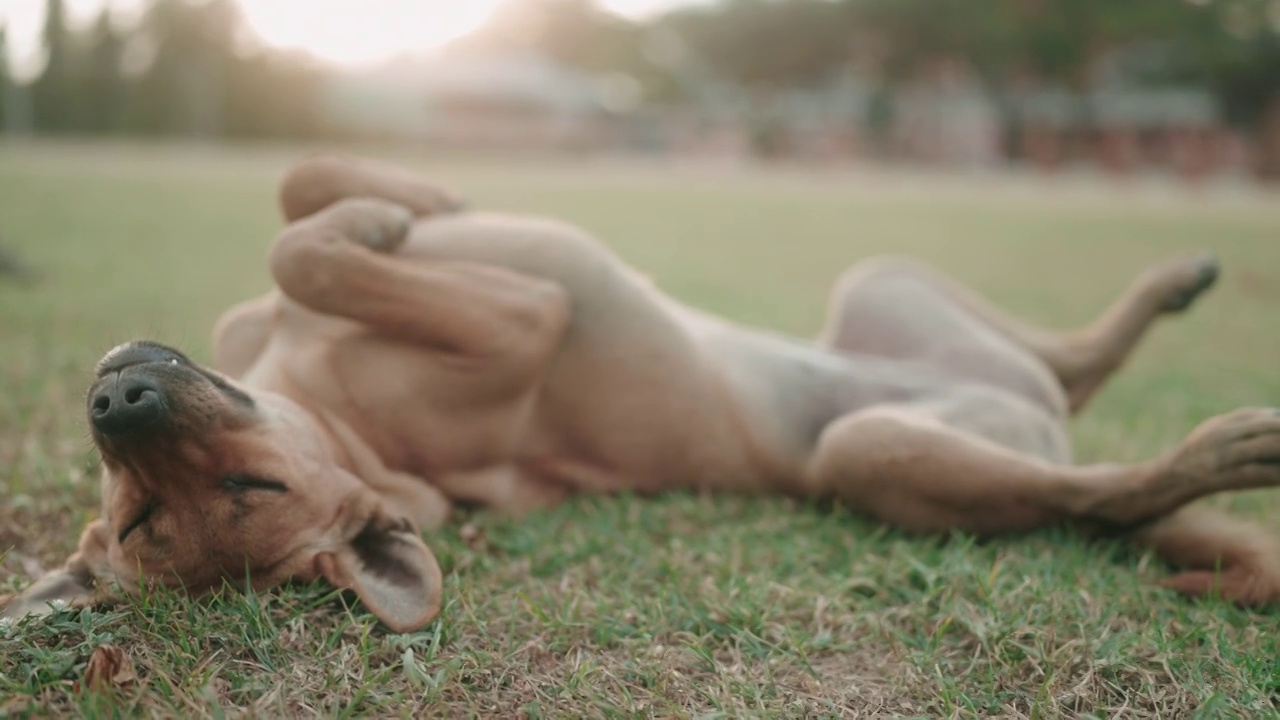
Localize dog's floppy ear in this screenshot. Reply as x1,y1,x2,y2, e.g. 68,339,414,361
315,508,443,632
1,519,112,621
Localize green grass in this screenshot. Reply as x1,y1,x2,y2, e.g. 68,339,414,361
2,142,1280,717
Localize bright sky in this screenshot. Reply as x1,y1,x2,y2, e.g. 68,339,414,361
1,0,704,80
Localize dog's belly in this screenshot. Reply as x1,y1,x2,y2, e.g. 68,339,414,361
681,314,957,476
390,213,772,491
261,212,971,497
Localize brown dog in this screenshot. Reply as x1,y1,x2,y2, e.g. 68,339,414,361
4,156,1279,632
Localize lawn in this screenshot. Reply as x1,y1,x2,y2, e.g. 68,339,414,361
1,142,1279,717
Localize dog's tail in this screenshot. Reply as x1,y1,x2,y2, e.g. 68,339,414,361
1126,504,1280,606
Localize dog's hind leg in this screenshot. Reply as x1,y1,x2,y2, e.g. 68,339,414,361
802,401,1280,605
822,253,1220,415
1132,505,1280,607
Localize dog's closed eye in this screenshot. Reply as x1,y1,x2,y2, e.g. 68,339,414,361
118,503,155,543
220,474,289,493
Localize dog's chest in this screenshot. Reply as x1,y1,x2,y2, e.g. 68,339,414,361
270,329,541,467
432,455,630,512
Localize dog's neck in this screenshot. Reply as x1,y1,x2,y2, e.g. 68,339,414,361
266,388,406,483
248,388,359,475
303,404,361,475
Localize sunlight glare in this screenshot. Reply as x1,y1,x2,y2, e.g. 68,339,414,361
0,0,707,76
236,0,703,67
236,0,505,66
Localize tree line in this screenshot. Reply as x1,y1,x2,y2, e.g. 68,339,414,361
0,0,325,138
3,0,1280,168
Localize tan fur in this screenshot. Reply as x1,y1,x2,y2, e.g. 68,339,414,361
3,155,1278,632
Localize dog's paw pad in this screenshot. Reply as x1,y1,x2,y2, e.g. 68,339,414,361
1160,253,1220,313
358,204,413,253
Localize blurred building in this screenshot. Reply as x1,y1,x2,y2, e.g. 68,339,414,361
890,58,1002,170
324,51,621,151
1014,86,1236,181
321,46,1243,182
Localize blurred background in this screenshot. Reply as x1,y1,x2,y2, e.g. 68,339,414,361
3,0,1280,184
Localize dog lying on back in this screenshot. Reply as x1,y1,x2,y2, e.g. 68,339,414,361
4,155,1279,631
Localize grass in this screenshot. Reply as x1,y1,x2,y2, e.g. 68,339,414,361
1,142,1279,717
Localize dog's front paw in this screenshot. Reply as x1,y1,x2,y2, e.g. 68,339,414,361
326,197,414,254
0,591,61,623
0,568,99,623
359,203,414,254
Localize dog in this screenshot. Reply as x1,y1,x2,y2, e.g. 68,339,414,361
3,155,1279,632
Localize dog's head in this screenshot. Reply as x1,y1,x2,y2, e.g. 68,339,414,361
1,341,441,632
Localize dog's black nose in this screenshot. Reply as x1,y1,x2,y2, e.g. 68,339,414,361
90,375,166,435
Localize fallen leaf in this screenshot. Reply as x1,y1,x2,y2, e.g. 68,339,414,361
81,645,138,691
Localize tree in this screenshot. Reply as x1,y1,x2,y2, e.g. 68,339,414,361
79,11,126,133
1182,1,1280,178
222,49,326,139
140,0,238,136
0,27,33,135
660,0,859,90
31,0,74,132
